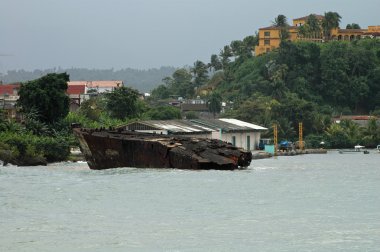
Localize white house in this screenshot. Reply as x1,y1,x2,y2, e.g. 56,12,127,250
125,118,267,151
191,118,267,151
67,80,123,94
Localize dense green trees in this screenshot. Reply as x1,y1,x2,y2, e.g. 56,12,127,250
200,36,380,145
104,86,140,120
17,73,70,124
1,73,75,164
346,23,361,29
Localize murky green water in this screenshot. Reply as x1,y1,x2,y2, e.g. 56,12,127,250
1,151,379,251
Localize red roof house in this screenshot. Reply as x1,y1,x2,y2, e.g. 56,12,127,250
0,83,21,96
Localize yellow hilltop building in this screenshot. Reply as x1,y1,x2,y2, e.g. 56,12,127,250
255,14,380,56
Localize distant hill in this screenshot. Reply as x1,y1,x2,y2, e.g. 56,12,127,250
0,67,177,92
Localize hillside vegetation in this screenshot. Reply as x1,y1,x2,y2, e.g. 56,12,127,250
152,37,380,147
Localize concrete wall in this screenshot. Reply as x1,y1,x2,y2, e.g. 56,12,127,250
211,131,261,151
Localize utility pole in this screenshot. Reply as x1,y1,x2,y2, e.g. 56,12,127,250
299,122,303,150
273,124,278,155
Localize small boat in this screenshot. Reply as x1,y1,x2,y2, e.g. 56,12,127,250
339,144,368,154
377,145,380,153
354,144,365,151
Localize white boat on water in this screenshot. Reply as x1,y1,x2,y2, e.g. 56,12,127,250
377,145,380,153
339,145,369,154
354,145,365,151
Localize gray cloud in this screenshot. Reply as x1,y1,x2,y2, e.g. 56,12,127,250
1,0,378,72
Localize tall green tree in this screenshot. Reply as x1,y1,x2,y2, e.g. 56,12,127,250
17,73,70,124
209,54,222,72
151,84,170,99
273,14,288,27
273,14,290,41
299,14,322,38
220,45,233,69
191,60,209,87
172,68,194,98
104,86,139,120
207,93,222,118
243,35,258,51
322,11,342,40
0,109,7,131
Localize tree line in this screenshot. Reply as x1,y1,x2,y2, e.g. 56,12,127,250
0,66,176,92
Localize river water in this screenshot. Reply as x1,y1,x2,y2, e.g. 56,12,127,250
1,151,379,251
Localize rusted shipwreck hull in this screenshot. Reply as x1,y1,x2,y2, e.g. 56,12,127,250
73,128,252,170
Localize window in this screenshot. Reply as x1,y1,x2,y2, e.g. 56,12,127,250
264,39,270,45
246,135,250,150
264,31,270,37
232,136,236,147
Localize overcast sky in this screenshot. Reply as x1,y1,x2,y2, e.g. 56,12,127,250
1,0,379,72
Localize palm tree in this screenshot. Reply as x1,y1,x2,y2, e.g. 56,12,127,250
272,14,288,27
209,54,222,72
322,11,342,40
207,93,222,118
272,14,290,41
306,14,322,38
191,60,208,87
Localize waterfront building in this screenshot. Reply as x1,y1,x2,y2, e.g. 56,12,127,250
124,118,268,151
0,83,21,120
67,80,123,94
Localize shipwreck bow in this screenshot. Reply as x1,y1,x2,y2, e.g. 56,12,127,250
73,127,252,170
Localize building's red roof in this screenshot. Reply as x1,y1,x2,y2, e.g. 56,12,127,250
0,84,21,95
67,84,85,95
338,29,366,34
259,25,297,30
363,31,380,36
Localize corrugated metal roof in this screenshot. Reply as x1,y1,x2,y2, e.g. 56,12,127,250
126,119,267,134
130,120,214,134
192,119,267,132
219,118,268,130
